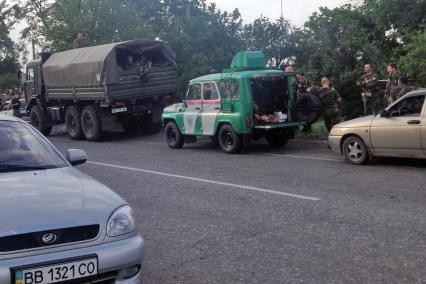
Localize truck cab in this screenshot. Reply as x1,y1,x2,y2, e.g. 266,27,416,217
162,51,316,153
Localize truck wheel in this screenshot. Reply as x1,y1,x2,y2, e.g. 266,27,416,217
265,130,289,147
165,121,184,149
342,136,369,165
65,106,84,140
218,124,242,154
30,105,52,136
81,105,103,141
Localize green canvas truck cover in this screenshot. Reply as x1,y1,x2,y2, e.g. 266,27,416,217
42,39,176,88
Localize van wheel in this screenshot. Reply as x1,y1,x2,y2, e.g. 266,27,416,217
265,130,289,147
81,105,103,141
295,93,322,124
65,106,84,139
219,124,242,154
342,136,369,165
30,105,52,136
165,121,184,149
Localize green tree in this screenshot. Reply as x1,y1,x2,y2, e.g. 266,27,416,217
243,17,296,65
0,0,20,91
399,28,426,85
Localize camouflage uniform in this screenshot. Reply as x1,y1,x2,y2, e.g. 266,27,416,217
385,72,400,106
312,87,342,133
395,83,415,101
357,73,379,115
293,77,310,98
73,38,85,49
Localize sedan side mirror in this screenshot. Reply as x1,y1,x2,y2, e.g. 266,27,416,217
66,149,87,166
380,109,389,118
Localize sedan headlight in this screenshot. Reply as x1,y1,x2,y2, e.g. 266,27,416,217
107,205,136,237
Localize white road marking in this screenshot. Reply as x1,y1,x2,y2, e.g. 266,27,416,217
87,161,321,201
271,153,341,162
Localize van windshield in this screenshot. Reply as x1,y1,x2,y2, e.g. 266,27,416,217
250,75,288,115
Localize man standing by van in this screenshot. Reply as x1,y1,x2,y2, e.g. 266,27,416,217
357,63,379,115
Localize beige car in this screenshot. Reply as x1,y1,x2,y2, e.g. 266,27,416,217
329,89,426,164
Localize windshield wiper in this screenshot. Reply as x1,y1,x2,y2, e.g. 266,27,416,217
0,164,57,172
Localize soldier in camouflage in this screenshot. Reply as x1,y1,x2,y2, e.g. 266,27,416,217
384,63,400,106
394,76,415,101
293,72,310,98
311,77,343,133
356,64,379,115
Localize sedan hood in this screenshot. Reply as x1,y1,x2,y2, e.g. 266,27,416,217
333,115,375,128
0,167,125,236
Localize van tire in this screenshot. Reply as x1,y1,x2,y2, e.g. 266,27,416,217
81,105,103,141
30,105,52,136
65,106,84,140
218,124,242,154
165,121,184,149
295,93,322,124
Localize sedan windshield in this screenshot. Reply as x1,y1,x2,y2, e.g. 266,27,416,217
0,121,68,172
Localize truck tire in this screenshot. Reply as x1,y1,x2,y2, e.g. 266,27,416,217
81,105,103,141
165,121,184,149
295,93,322,124
30,105,52,136
65,106,84,140
265,130,289,147
218,124,242,154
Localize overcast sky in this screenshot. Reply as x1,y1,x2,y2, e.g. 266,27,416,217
208,0,344,26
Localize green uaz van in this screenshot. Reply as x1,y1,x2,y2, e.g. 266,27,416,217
162,51,319,153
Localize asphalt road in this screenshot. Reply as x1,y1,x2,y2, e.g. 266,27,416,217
48,126,426,284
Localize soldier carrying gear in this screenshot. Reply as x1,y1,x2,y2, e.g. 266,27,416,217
294,72,310,99
384,63,400,106
310,77,343,133
357,63,379,115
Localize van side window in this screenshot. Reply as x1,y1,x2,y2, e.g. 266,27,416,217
186,83,201,100
220,79,239,100
203,82,219,100
27,67,34,80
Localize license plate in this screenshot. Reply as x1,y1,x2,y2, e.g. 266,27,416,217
13,257,98,284
112,107,127,113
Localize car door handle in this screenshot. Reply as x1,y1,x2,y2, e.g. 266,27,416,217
407,120,420,125
213,107,220,110
194,107,201,110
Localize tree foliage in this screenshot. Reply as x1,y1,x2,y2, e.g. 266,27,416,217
0,0,20,90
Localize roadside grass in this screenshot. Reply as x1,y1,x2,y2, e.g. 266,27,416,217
296,120,329,140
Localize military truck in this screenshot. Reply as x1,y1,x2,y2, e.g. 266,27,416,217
162,51,321,153
24,39,177,141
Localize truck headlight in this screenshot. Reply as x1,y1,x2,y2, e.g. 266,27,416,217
107,205,136,237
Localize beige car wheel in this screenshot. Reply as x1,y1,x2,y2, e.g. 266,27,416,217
342,136,369,165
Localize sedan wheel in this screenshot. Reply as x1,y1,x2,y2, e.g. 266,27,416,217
342,136,369,165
